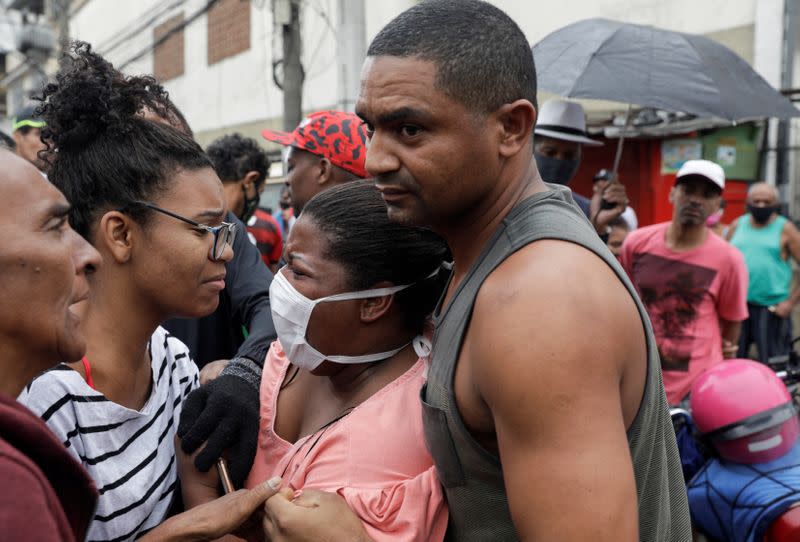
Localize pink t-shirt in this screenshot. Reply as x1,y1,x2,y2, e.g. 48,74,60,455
245,341,447,542
621,222,748,404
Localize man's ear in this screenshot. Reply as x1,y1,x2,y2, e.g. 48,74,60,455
495,99,537,158
317,158,334,186
242,170,261,190
98,211,134,264
668,186,677,204
359,282,396,323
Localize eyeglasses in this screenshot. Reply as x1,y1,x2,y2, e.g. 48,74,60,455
126,201,236,261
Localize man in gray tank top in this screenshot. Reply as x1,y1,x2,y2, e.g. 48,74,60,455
260,1,691,540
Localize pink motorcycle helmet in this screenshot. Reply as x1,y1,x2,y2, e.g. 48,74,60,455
691,359,799,464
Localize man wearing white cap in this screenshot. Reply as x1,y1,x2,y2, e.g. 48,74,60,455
534,99,629,237
621,159,748,405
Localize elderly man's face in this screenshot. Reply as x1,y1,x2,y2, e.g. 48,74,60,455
746,183,780,225
747,184,778,208
0,150,101,378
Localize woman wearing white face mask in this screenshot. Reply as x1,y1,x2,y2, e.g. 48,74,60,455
178,180,450,541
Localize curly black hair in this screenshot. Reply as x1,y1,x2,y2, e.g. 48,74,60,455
35,41,212,239
206,133,271,187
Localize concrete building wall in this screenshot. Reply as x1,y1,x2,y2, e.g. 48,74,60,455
68,0,341,147
3,0,787,197
499,0,756,44
63,0,774,146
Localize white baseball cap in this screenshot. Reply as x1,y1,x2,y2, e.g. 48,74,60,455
676,159,725,191
534,99,603,146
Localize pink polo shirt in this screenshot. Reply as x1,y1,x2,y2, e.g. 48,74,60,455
245,341,447,542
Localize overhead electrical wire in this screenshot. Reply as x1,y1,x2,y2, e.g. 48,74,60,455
96,0,185,56
118,0,220,70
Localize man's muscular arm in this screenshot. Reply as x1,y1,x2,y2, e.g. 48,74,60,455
466,240,640,541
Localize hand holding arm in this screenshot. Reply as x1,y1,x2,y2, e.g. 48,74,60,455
140,479,281,542
262,488,374,542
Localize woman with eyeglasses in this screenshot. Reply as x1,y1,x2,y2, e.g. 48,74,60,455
16,43,249,541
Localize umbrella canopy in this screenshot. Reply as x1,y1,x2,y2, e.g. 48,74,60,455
532,18,799,121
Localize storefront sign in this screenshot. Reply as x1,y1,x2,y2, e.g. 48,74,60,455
661,139,702,173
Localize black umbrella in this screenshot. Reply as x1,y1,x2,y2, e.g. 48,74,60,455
532,18,799,120
532,18,799,174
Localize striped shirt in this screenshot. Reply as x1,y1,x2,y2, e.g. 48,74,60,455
18,327,199,542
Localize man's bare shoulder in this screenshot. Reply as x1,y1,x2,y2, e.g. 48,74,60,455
471,238,642,369
467,239,647,431
477,238,627,311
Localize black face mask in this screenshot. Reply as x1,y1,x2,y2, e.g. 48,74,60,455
748,204,779,225
279,200,290,210
534,152,580,186
240,185,260,222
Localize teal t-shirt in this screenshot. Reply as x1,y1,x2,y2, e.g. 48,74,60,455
730,214,791,306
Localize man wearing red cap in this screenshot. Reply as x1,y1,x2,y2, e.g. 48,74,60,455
262,110,370,214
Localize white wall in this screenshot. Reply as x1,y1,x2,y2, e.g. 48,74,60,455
69,0,341,136
70,0,162,74
365,0,416,41
65,0,779,139
496,0,756,41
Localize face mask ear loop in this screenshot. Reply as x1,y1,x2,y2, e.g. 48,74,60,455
413,336,432,358
317,283,411,304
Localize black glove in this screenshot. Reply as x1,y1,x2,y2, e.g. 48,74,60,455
178,373,260,488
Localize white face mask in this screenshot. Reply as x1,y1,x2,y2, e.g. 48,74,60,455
269,269,414,371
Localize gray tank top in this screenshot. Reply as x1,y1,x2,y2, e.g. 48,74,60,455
421,185,691,541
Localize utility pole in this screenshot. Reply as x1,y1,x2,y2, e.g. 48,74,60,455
52,0,70,60
276,0,304,131
336,0,365,112
776,0,797,200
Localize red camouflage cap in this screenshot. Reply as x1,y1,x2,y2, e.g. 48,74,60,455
261,110,369,178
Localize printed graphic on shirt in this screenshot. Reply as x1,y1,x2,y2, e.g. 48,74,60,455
632,253,717,371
